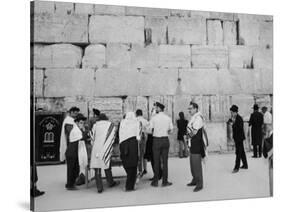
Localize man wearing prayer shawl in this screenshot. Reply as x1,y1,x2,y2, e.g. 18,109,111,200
65,113,87,190
90,113,120,193
119,112,141,191
186,102,208,192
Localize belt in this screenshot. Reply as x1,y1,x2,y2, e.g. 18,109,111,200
153,136,168,139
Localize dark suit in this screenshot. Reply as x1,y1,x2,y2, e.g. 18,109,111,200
230,114,248,169
249,111,264,157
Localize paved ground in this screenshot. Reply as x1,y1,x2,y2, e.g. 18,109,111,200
34,153,270,212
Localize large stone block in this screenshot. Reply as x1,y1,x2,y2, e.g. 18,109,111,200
259,68,273,94
230,94,255,120
205,122,228,152
229,46,253,69
210,95,231,122
191,46,228,69
253,48,273,69
168,17,206,45
123,96,149,119
94,68,139,96
105,43,131,69
54,2,74,15
130,44,159,69
209,12,235,21
236,13,273,22
189,10,210,18
169,9,189,17
179,69,220,94
125,6,169,16
89,15,144,44
216,70,241,94
259,21,273,48
34,44,83,69
158,45,191,68
223,21,237,46
207,20,223,45
33,13,88,43
44,69,95,97
145,17,167,45
238,18,260,46
95,4,126,15
139,69,178,96
33,1,55,14
74,3,94,14
82,44,106,69
33,69,44,97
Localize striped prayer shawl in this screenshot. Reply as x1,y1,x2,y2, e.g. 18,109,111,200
102,123,116,167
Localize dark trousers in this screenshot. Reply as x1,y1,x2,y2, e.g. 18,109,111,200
152,137,170,184
190,153,203,188
234,140,248,170
94,168,115,192
253,144,262,157
66,157,79,187
124,167,137,190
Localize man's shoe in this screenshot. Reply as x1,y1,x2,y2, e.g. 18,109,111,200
240,165,248,169
97,189,103,193
162,182,172,187
151,182,158,187
31,188,45,197
75,173,86,186
149,177,154,181
232,169,239,173
66,186,78,191
251,156,257,158
193,186,203,192
187,182,196,186
109,181,120,188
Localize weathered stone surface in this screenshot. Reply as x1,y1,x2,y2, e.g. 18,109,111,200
125,6,169,16
191,46,228,69
82,44,106,69
236,13,273,22
89,15,144,44
105,43,131,69
168,17,206,45
130,44,159,69
223,21,237,45
55,2,74,14
33,13,88,43
207,20,223,45
94,68,139,96
33,69,44,97
179,69,220,94
216,70,241,94
33,1,55,14
139,69,178,96
205,122,228,152
145,17,167,45
34,44,83,69
123,96,149,119
238,18,260,46
209,12,235,21
189,10,210,18
95,4,126,15
210,95,231,122
259,68,273,94
253,48,273,69
158,45,191,68
169,9,189,17
229,46,253,69
44,69,95,97
259,21,273,48
74,3,94,14
63,96,88,115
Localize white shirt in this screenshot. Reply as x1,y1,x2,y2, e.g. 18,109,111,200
188,112,204,131
136,116,149,133
69,124,83,142
150,112,173,137
264,111,272,124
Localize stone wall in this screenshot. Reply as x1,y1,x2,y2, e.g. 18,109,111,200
31,1,273,155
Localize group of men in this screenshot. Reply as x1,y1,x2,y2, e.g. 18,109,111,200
57,101,272,194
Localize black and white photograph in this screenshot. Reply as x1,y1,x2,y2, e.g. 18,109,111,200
29,0,274,211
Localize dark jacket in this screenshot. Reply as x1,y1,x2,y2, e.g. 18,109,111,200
249,111,264,145
231,114,245,142
176,119,188,140
119,136,139,168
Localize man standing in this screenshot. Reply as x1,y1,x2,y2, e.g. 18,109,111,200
60,107,80,162
249,104,264,158
228,105,248,173
261,106,273,138
186,102,206,192
150,102,173,187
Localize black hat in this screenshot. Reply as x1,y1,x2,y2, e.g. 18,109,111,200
92,108,101,116
99,113,108,121
253,104,259,110
69,106,80,113
75,113,87,122
155,102,165,110
262,106,267,111
230,105,238,112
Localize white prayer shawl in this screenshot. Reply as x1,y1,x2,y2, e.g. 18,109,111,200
90,121,116,169
119,112,141,144
59,115,75,161
69,124,88,174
